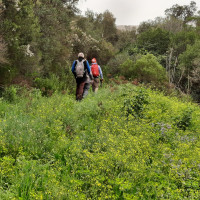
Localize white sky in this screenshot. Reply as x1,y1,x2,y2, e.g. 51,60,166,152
77,0,200,26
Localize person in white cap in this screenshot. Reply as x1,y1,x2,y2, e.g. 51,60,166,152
71,53,93,101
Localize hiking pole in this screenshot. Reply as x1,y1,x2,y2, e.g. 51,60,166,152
100,79,103,88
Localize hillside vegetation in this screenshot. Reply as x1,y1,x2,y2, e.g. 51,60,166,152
1,1,200,199
1,1,200,100
1,84,200,199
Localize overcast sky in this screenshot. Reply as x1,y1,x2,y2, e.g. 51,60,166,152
77,0,200,26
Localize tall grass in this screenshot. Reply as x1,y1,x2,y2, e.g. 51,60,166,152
0,84,200,199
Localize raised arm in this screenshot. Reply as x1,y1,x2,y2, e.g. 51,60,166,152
98,65,103,79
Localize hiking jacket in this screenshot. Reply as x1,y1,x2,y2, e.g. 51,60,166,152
91,63,103,79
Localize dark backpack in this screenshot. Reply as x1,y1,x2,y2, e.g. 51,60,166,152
91,64,99,77
75,60,85,78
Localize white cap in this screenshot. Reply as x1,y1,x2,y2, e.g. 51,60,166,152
78,52,84,58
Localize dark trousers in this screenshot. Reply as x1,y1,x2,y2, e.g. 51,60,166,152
76,78,86,101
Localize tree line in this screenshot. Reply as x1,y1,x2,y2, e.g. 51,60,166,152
1,0,200,100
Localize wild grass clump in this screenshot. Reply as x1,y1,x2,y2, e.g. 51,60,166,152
0,83,200,199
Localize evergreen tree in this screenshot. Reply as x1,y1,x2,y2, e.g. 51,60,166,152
35,0,76,76
102,10,118,44
2,0,41,77
136,28,170,55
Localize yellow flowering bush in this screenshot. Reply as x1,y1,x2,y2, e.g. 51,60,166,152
0,84,200,199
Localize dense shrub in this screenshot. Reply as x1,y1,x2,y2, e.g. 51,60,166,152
106,52,130,76
119,58,135,79
134,53,167,85
34,74,67,96
2,85,19,103
123,88,149,118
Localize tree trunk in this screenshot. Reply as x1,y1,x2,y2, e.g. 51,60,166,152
167,48,173,83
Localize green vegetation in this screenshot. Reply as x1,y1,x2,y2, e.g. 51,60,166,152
0,84,200,199
1,0,200,100
1,1,200,198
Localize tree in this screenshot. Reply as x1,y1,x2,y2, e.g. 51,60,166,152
186,11,200,33
77,10,103,40
159,17,184,33
106,51,131,77
102,10,118,44
1,0,80,86
165,1,197,23
2,0,41,76
134,53,167,85
115,29,137,52
71,9,116,64
137,20,155,34
119,58,135,79
170,30,198,56
35,0,76,75
136,28,170,55
178,40,200,96
166,30,198,84
0,2,7,64
0,36,7,64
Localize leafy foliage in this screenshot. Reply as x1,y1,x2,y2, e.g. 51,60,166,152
134,54,167,84
178,40,200,97
35,0,72,75
1,0,200,101
165,1,197,23
2,85,18,102
119,58,135,79
2,0,41,75
115,29,136,52
175,107,193,130
123,88,149,118
34,74,65,96
106,52,131,76
0,84,200,199
136,28,170,55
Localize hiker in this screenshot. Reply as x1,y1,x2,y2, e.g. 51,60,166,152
71,52,93,101
91,58,103,93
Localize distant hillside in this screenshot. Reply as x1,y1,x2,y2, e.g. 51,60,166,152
117,25,138,31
